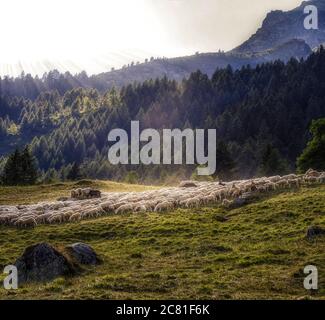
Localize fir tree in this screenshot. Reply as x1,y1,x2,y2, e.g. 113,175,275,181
67,162,82,181
2,149,22,185
21,146,38,185
215,142,236,181
297,118,325,172
2,147,38,185
259,144,288,176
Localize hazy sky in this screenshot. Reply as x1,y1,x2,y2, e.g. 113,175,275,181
0,0,304,77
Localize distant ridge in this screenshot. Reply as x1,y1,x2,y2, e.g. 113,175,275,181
1,0,323,97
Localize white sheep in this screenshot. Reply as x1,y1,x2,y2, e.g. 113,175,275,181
69,213,82,222
318,174,325,184
14,217,37,228
222,199,232,208
101,202,115,212
115,204,134,214
35,213,52,224
154,201,174,212
304,176,318,184
182,197,201,208
134,205,147,213
288,178,301,188
276,180,289,189
305,169,320,177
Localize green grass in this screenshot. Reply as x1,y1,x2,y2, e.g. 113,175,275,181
0,183,324,300
0,180,157,205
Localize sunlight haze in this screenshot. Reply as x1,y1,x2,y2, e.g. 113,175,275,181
0,0,304,77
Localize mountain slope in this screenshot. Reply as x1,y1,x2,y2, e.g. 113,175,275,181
0,1,319,99
0,183,324,299
233,0,325,54
90,39,312,88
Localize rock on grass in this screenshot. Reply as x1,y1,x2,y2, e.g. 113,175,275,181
14,242,101,284
306,226,325,240
65,243,101,265
15,243,76,284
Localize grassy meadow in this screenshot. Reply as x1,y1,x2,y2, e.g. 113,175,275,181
0,180,157,206
0,182,324,300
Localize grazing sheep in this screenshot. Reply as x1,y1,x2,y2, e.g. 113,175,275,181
48,213,67,224
222,199,232,208
289,179,301,188
231,187,242,198
115,204,134,214
69,213,82,222
182,197,202,208
0,214,19,225
265,182,277,191
4,171,321,227
202,195,216,205
276,180,289,189
35,213,52,224
14,217,37,228
282,174,297,180
305,176,318,184
318,174,325,184
179,181,198,188
305,169,321,178
244,182,257,192
48,202,65,211
257,185,267,193
81,208,104,219
154,201,174,212
101,202,115,213
268,176,281,183
112,201,128,210
134,204,147,213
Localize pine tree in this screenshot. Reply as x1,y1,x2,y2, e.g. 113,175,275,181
215,142,236,181
21,146,38,185
2,149,22,185
297,118,325,172
259,144,288,176
67,162,82,181
1,146,38,185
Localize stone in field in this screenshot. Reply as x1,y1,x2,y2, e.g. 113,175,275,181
15,243,75,284
65,243,101,265
71,188,101,200
306,226,325,240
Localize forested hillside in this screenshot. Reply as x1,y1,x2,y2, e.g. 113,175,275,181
0,47,309,101
1,48,325,183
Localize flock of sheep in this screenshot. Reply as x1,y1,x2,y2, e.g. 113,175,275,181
0,169,324,228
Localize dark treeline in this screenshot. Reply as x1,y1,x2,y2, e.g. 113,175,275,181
1,48,325,183
0,52,255,101
1,146,38,185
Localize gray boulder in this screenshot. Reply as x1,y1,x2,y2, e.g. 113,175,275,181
306,226,325,240
230,197,248,209
15,243,75,284
71,188,101,200
65,243,100,265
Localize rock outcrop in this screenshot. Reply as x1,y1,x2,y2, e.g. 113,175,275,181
306,226,325,240
71,188,101,200
15,243,75,284
14,242,101,284
65,243,101,265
